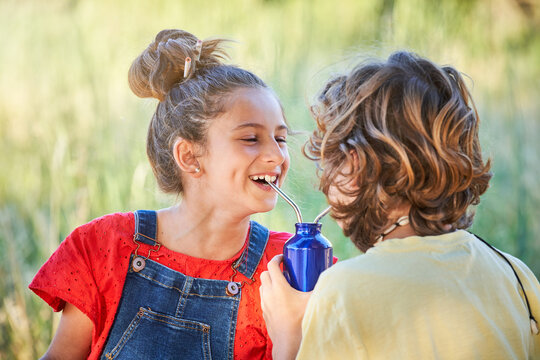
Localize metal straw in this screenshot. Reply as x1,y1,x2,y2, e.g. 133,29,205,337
266,180,303,223
313,206,331,223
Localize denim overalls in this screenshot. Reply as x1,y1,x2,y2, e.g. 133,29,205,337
101,210,269,359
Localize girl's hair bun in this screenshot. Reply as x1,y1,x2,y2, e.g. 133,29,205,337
128,29,229,101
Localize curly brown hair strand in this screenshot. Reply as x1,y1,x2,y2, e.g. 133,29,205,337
305,51,492,252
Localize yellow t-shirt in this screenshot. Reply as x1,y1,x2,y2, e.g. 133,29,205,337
297,230,540,360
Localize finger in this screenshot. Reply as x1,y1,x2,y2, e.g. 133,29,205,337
261,308,269,328
260,270,271,287
267,254,289,285
266,254,283,275
259,286,267,313
269,253,283,265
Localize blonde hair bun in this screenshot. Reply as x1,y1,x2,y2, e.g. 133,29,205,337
128,29,229,101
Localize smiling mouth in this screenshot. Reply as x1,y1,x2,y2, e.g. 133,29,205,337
249,174,278,186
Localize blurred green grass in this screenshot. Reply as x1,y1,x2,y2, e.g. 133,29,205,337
1,0,539,357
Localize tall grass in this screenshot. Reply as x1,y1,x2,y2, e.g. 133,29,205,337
1,0,539,357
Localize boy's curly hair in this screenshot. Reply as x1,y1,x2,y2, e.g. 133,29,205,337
304,51,492,252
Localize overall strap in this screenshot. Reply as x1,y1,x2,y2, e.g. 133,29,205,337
133,210,158,246
233,221,269,280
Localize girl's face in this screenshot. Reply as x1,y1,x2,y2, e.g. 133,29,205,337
198,87,290,216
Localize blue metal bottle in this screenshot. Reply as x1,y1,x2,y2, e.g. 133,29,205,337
283,222,333,292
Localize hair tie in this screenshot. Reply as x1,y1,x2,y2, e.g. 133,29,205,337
183,57,192,78
183,40,202,79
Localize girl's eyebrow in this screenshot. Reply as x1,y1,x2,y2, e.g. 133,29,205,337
232,122,288,132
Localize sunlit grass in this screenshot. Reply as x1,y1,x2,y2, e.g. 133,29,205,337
1,0,539,357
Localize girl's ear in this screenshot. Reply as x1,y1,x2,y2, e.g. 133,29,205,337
172,138,202,177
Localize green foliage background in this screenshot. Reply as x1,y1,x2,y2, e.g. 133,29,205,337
1,0,539,357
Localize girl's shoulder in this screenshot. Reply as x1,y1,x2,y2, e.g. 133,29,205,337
29,211,136,316
66,211,135,252
71,211,134,238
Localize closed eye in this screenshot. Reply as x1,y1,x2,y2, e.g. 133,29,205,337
241,137,258,142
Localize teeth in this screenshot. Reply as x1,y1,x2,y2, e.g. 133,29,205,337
250,175,278,183
264,175,277,183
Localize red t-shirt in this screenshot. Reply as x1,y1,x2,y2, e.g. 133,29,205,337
29,212,292,359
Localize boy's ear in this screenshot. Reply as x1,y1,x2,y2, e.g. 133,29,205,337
172,138,202,177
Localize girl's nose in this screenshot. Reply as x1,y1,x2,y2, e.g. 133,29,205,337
262,139,287,164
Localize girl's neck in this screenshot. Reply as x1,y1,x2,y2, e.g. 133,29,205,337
156,201,251,260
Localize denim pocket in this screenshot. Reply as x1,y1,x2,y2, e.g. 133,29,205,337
103,307,212,359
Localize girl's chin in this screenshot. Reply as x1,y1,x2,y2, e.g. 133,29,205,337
257,204,277,214
250,200,278,215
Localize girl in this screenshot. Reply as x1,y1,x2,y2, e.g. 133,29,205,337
30,29,291,359
260,51,540,359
